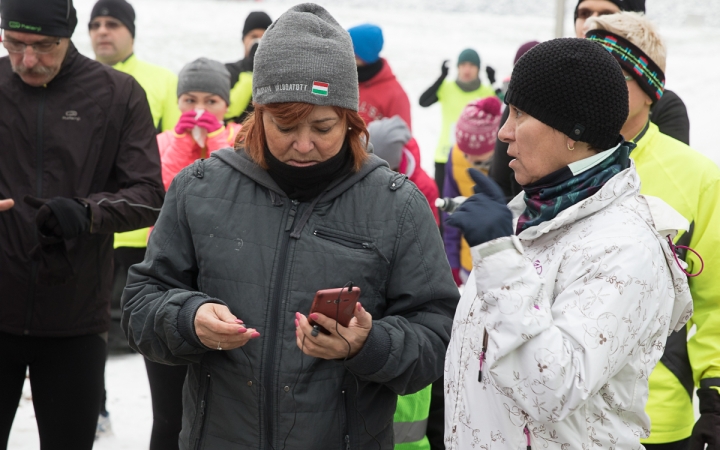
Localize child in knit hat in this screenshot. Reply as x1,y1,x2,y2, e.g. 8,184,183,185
158,57,242,190
368,116,440,225
442,96,502,285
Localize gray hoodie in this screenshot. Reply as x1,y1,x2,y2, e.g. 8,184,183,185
122,148,459,449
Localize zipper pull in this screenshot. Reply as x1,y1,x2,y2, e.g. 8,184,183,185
345,434,350,450
285,201,299,231
479,329,488,383
525,426,531,450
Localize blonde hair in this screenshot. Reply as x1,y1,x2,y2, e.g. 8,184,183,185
585,12,667,72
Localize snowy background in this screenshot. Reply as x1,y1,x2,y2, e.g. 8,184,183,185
4,0,718,447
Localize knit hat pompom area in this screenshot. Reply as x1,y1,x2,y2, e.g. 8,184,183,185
178,58,232,106
253,3,359,111
505,38,628,150
455,96,503,156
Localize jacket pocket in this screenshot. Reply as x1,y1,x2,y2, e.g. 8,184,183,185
314,228,389,264
190,372,212,450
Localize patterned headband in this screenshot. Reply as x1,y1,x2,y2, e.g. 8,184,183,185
586,29,665,103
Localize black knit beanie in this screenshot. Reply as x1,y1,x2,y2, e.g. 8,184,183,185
574,0,645,21
90,0,136,38
243,11,272,39
505,38,628,149
0,0,78,37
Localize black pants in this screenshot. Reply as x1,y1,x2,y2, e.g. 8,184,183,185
0,332,106,450
644,438,690,450
145,358,187,450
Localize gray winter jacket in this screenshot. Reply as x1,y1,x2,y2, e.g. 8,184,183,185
121,148,459,450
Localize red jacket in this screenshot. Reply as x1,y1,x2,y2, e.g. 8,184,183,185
358,59,412,129
398,138,439,224
158,123,242,190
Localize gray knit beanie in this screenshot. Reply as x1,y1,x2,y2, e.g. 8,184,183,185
177,58,231,106
368,116,411,170
252,3,358,111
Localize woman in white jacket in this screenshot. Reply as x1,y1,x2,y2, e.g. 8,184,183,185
444,38,693,449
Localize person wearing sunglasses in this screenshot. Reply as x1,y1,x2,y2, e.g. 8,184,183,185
0,0,164,449
585,12,720,450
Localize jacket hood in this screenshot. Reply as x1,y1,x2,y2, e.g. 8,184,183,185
361,58,396,87
211,147,389,204
509,162,692,333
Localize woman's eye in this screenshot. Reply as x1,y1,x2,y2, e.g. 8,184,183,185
316,127,332,134
514,108,523,118
207,100,216,105
277,126,294,133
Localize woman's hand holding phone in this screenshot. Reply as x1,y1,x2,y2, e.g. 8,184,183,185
295,303,372,360
194,303,260,351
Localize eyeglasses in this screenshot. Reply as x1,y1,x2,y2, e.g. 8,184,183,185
2,38,61,55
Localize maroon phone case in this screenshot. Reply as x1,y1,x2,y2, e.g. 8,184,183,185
308,287,361,334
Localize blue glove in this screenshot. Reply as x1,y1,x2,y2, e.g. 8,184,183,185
445,169,513,247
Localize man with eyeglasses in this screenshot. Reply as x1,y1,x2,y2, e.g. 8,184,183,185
0,0,164,448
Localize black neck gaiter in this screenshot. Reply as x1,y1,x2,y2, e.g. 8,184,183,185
264,143,354,202
456,78,481,92
357,59,384,82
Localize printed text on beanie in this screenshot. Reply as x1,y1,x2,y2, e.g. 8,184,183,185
0,0,78,37
253,3,358,111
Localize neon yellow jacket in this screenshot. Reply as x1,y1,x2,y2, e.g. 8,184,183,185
394,385,431,450
225,71,253,123
112,54,180,248
632,122,720,444
433,80,496,164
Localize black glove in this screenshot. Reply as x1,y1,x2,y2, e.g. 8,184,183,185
24,195,90,239
690,386,720,450
486,65,496,85
446,169,512,247
441,60,449,78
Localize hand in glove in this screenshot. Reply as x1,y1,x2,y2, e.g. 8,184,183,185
174,110,198,135
440,60,449,78
445,168,512,247
195,110,223,133
486,65,496,85
24,195,90,239
690,386,720,450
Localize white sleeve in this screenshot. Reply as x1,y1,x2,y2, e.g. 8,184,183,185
471,235,672,422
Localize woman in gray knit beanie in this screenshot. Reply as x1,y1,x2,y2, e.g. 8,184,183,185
122,3,458,449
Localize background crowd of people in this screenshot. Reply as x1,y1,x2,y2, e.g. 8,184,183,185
1,0,719,449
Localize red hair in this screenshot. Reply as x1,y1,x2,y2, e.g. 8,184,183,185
236,102,369,171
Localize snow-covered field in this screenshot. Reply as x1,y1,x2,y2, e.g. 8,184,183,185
4,0,717,448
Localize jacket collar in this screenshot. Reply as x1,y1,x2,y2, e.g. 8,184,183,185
210,147,388,204
112,53,137,72
508,162,641,240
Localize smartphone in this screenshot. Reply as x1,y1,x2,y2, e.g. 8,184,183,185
308,287,362,335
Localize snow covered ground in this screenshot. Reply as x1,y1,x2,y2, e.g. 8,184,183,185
3,0,716,448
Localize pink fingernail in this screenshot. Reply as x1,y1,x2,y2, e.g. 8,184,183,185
235,319,244,324
238,327,247,333
357,302,362,310
251,332,260,338
294,319,299,327
309,313,318,320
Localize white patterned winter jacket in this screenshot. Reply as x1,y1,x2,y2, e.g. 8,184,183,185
444,165,693,449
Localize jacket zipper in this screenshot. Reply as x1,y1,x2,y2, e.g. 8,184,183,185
478,329,488,382
524,426,531,449
341,389,350,450
194,373,212,450
24,89,47,334
313,229,389,264
263,200,299,449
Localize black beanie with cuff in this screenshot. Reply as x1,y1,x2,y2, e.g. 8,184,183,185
242,11,272,39
0,0,78,37
90,0,136,38
505,38,628,150
574,0,646,21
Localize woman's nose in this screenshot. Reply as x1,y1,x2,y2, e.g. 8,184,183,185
293,130,314,154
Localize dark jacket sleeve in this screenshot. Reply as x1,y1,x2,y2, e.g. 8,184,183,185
83,78,165,234
650,89,690,145
489,107,520,202
344,186,460,395
419,74,446,107
121,169,218,365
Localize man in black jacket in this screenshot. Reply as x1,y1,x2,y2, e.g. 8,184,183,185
0,0,164,448
490,0,691,201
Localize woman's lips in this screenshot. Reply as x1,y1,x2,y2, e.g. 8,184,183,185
286,160,317,167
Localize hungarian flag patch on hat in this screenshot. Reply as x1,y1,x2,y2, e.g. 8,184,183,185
312,81,329,96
